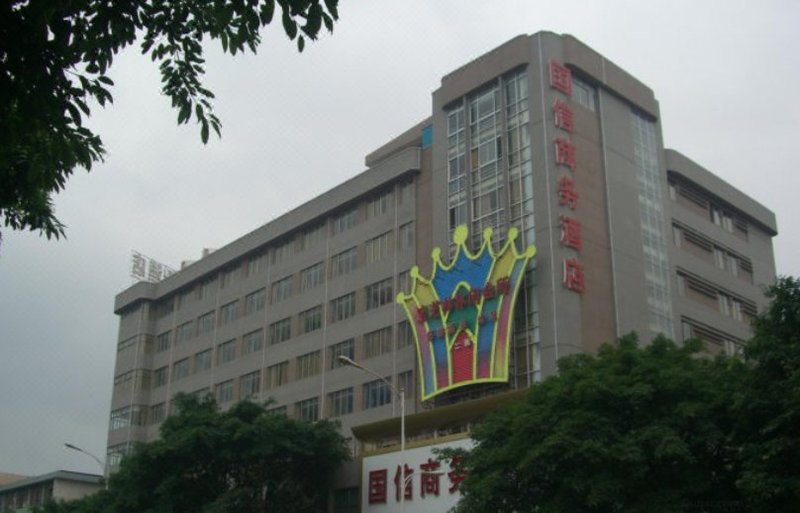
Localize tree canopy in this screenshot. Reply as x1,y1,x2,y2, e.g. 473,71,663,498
41,394,350,513
0,0,339,244
453,277,800,513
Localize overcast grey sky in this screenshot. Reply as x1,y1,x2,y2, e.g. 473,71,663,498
1,1,798,476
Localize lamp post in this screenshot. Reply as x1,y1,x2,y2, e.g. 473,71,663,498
338,356,406,513
64,443,106,489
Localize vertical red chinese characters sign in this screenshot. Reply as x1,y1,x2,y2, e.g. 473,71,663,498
549,60,584,294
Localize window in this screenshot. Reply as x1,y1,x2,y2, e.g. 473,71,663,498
239,370,261,399
266,361,289,389
245,288,266,315
363,378,392,409
331,247,358,277
110,405,146,430
333,208,358,234
398,270,410,294
220,300,238,325
198,311,215,335
114,369,151,390
397,321,413,349
219,267,236,289
295,397,320,422
366,278,393,310
271,276,293,303
364,327,393,358
397,370,414,397
293,351,319,380
398,221,414,251
267,405,287,416
154,366,168,387
329,339,355,369
172,358,190,381
156,331,171,352
572,75,597,111
218,339,237,364
300,305,322,334
398,180,414,205
175,321,194,344
150,403,166,425
329,388,354,417
366,231,393,264
243,329,264,355
194,349,212,372
245,251,266,276
331,293,356,322
197,278,215,301
367,190,392,218
269,317,292,345
714,247,726,269
107,443,133,467
193,387,210,400
271,239,293,265
301,222,326,250
215,380,234,403
300,262,324,292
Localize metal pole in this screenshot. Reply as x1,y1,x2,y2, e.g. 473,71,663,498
64,443,107,489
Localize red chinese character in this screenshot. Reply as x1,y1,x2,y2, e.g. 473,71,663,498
563,258,585,293
368,469,388,504
560,215,582,251
549,60,572,96
558,174,579,210
553,99,574,133
555,138,576,170
447,454,468,493
420,458,441,498
393,464,413,502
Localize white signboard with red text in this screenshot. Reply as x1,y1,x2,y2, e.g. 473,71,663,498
361,437,473,513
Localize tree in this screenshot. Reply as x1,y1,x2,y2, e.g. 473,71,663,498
452,334,744,513
735,276,800,511
41,394,350,513
0,0,339,244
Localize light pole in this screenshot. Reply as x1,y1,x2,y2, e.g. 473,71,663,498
64,443,107,489
338,356,406,513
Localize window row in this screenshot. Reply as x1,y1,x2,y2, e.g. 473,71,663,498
668,177,749,240
675,271,757,323
672,222,753,283
680,317,744,357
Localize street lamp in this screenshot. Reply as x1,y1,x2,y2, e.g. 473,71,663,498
337,356,406,513
64,443,106,489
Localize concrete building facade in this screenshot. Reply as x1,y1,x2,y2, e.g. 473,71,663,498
0,471,102,513
107,31,777,511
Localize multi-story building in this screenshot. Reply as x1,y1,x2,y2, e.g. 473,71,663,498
0,471,102,513
107,31,777,511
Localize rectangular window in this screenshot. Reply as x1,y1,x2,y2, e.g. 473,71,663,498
398,270,410,295
218,339,237,364
366,231,393,264
300,262,324,292
300,305,322,334
301,222,326,250
175,321,194,344
329,339,355,369
266,361,289,389
331,293,356,322
172,358,190,381
714,247,726,269
363,378,392,409
219,300,238,325
366,278,393,310
154,366,168,387
295,397,319,422
397,370,413,397
245,288,266,315
156,331,171,352
331,247,358,277
194,349,212,372
367,190,392,218
243,329,264,355
296,351,321,379
328,388,354,417
397,321,413,349
269,317,292,345
398,180,414,205
239,370,261,399
246,251,266,276
197,311,215,335
364,327,393,359
333,207,358,234
197,278,215,301
219,267,236,289
271,276,293,303
150,403,166,425
271,239,293,265
398,221,415,251
110,405,147,430
215,380,234,403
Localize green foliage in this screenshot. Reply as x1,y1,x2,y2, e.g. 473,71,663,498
40,394,349,513
0,0,339,243
455,334,744,513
